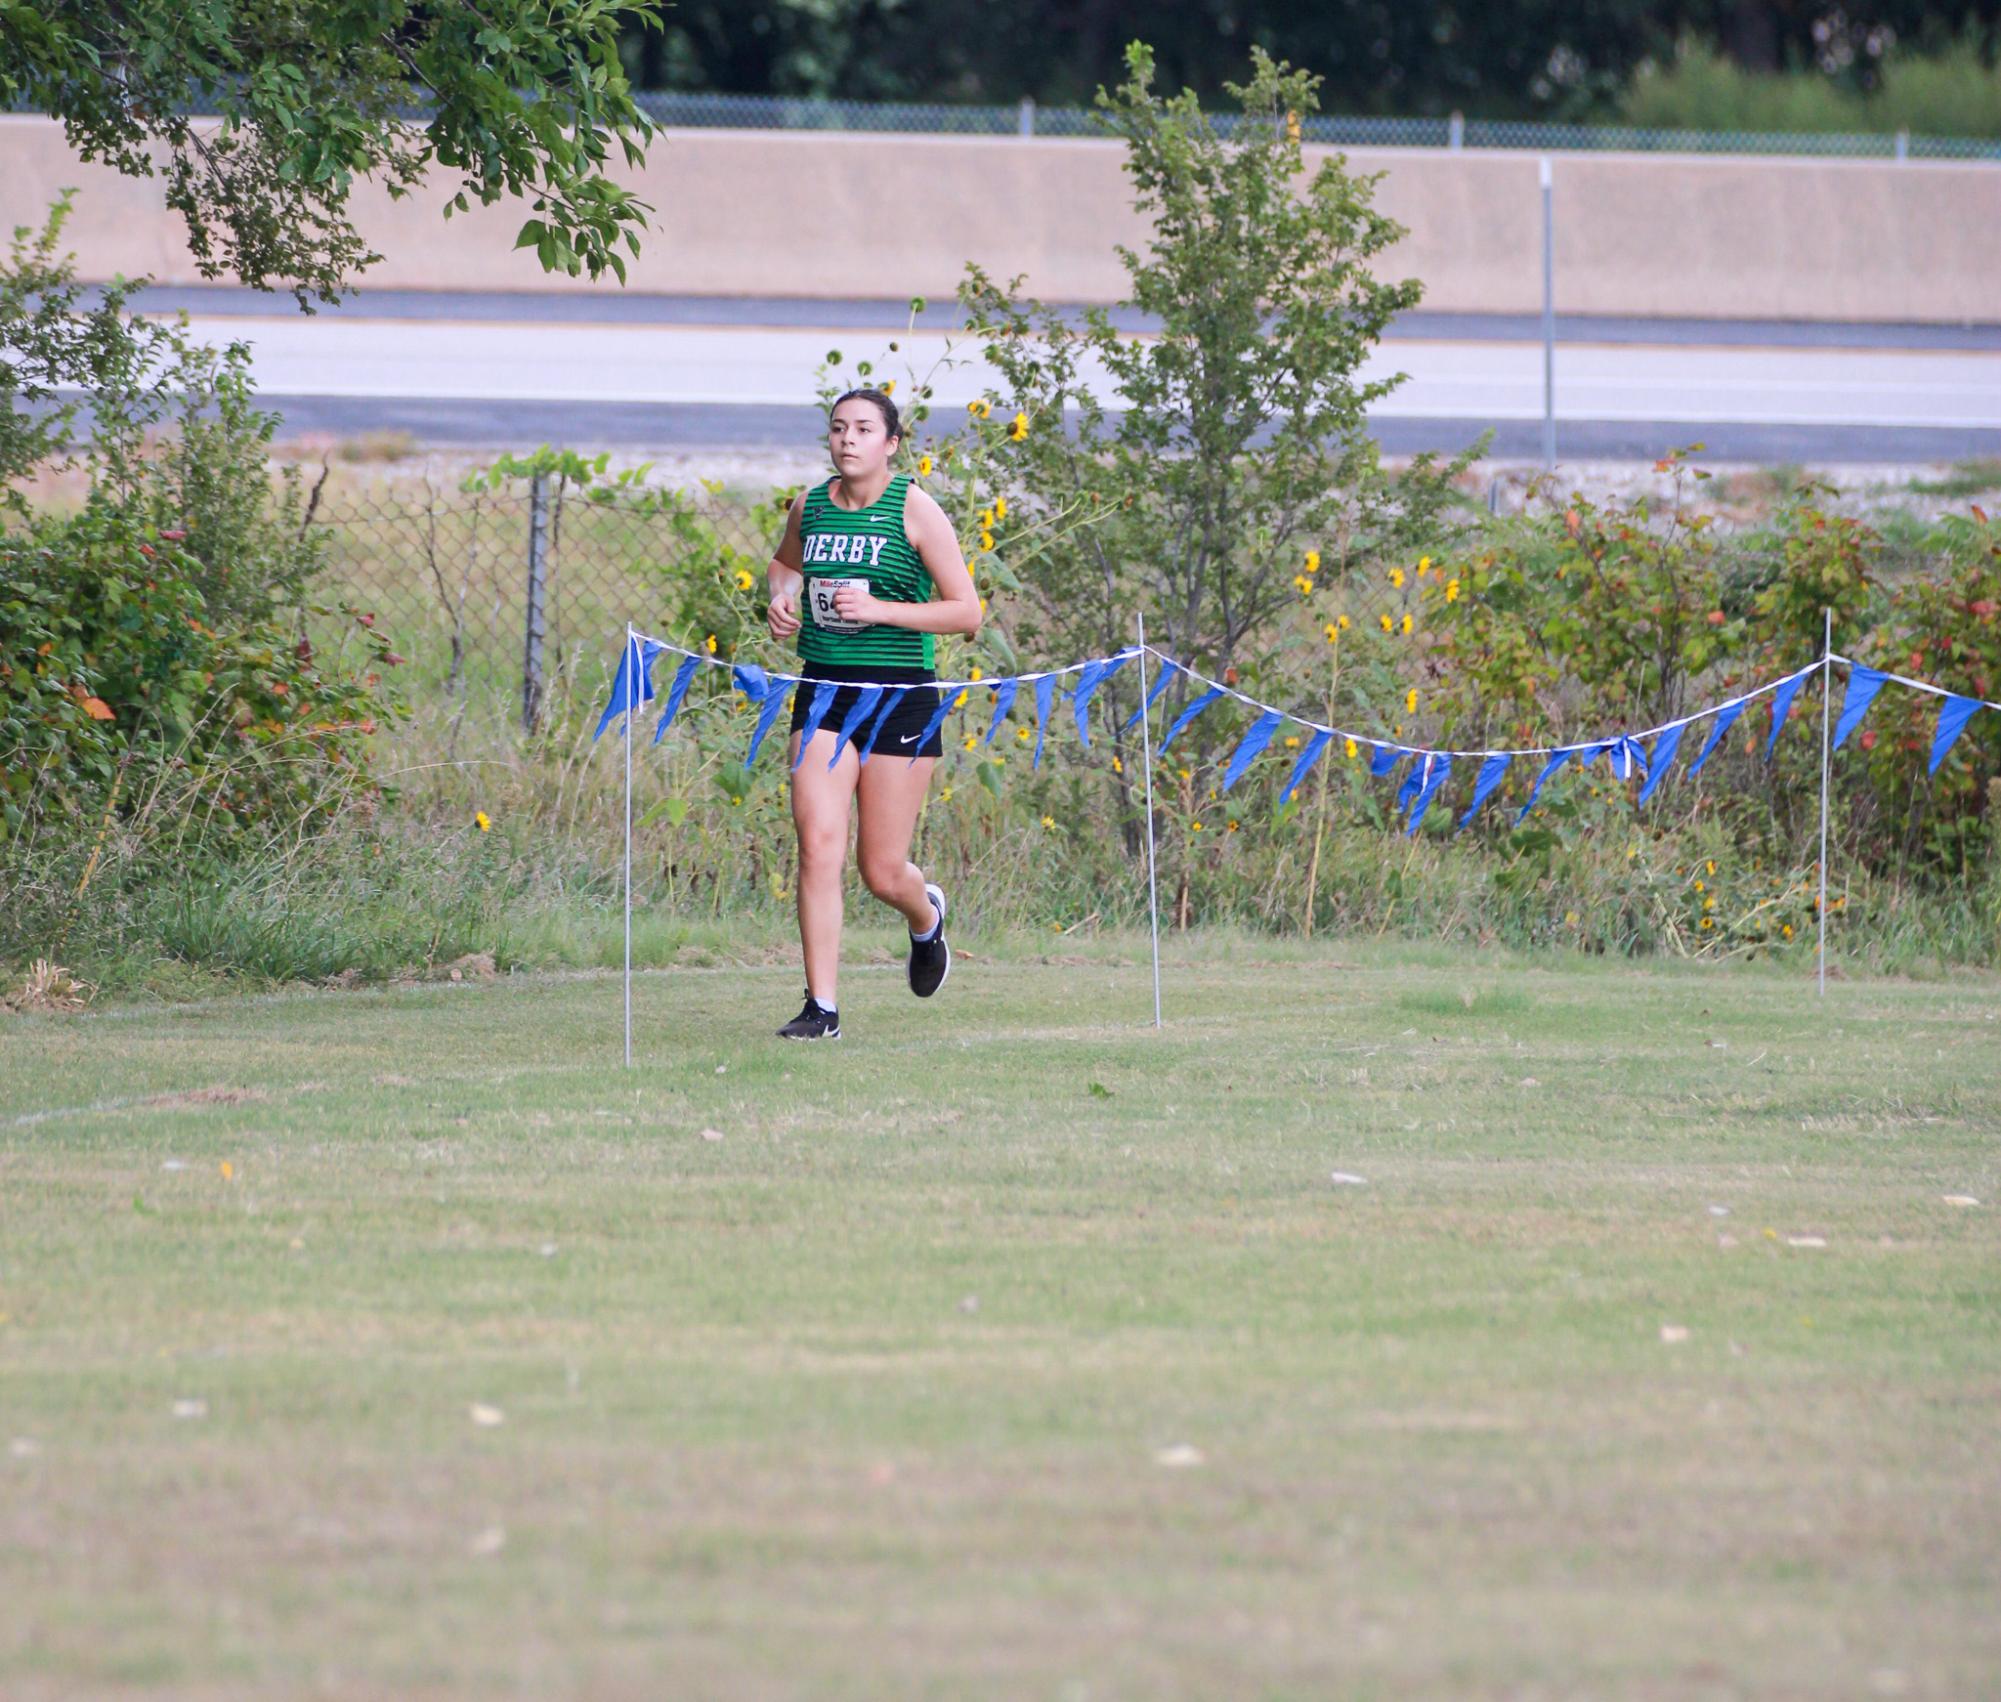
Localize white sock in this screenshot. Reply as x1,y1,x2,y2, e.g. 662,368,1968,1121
911,898,941,943
811,995,837,1015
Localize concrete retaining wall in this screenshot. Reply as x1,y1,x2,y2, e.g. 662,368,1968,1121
3,116,1995,322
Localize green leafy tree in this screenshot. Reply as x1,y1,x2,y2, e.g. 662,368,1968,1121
0,0,660,305
944,43,1467,686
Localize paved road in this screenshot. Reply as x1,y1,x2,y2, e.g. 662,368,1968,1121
136,287,2001,462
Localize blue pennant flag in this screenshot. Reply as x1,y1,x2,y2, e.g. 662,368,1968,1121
791,680,838,769
593,636,663,741
984,677,1019,746
650,653,703,745
1457,753,1511,831
1515,747,1575,824
1405,753,1453,835
1637,722,1686,804
1610,736,1649,783
1687,700,1747,777
1277,730,1333,807
1070,654,1127,749
1221,710,1286,793
1124,661,1177,734
1032,673,1057,770
1394,754,1429,812
859,687,909,763
1929,695,1984,774
731,662,771,704
745,679,795,764
1765,671,1808,759
1368,743,1405,779
1832,665,1888,751
1160,686,1225,754
907,684,960,763
827,685,884,770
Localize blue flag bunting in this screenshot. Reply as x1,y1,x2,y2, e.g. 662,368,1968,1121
1221,710,1286,792
593,636,663,740
1610,736,1649,782
1458,753,1511,831
791,680,838,769
1766,671,1808,759
1687,700,1746,777
1405,753,1453,835
1929,695,1984,774
1124,661,1177,735
984,678,1019,746
1637,722,1686,804
1032,674,1057,770
1368,743,1404,779
1516,747,1574,823
907,684,960,762
1070,655,1127,749
651,653,703,745
745,680,795,765
731,662,770,705
858,687,908,763
1394,755,1428,812
828,685,884,770
1277,730,1333,807
1832,665,1887,751
1160,686,1224,753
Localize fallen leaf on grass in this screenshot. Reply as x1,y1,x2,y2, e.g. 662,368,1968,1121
1787,1235,1827,1249
699,1128,724,1143
1659,1324,1690,1344
1942,1195,1981,1207
10,1438,41,1458
468,1403,505,1428
1329,1172,1369,1187
219,1160,234,1180
172,1399,207,1420
1154,1444,1205,1469
468,1526,507,1557
958,1294,979,1314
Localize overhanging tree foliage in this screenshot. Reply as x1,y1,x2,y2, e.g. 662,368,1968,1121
0,0,661,305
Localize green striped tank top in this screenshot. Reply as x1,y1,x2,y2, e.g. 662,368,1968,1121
797,473,935,670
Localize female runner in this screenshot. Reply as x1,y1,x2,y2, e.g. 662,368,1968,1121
764,387,981,1040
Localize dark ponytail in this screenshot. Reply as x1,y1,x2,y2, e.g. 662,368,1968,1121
832,386,900,441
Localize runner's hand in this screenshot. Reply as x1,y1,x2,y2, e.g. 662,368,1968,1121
832,583,883,625
767,590,800,639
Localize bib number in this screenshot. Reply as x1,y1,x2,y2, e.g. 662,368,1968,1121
807,576,868,635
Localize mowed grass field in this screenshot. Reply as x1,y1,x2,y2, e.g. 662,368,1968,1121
2,941,1998,1700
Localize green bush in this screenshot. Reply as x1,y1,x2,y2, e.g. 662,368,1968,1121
1619,39,2001,138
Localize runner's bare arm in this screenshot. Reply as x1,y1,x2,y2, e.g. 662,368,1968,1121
767,492,806,640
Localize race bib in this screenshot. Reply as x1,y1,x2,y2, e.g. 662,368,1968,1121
806,576,869,634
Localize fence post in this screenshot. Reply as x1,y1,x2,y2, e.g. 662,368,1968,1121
1540,156,1557,472
523,472,549,732
1894,128,1909,163
1449,110,1465,151
1018,96,1035,138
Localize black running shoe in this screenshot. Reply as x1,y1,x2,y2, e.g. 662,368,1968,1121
776,990,841,1041
907,882,950,998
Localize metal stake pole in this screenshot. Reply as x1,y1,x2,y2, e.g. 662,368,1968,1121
1818,608,1832,998
1135,613,1163,1029
1540,156,1556,473
624,624,635,1066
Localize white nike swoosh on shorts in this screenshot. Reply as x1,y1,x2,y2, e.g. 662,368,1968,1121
897,732,920,745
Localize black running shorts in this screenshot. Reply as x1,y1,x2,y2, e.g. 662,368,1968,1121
788,663,946,759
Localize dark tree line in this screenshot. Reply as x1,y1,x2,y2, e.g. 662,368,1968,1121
619,0,2001,116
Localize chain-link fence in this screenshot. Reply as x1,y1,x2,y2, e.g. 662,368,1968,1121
634,91,2001,161
309,478,782,725
305,475,1423,728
